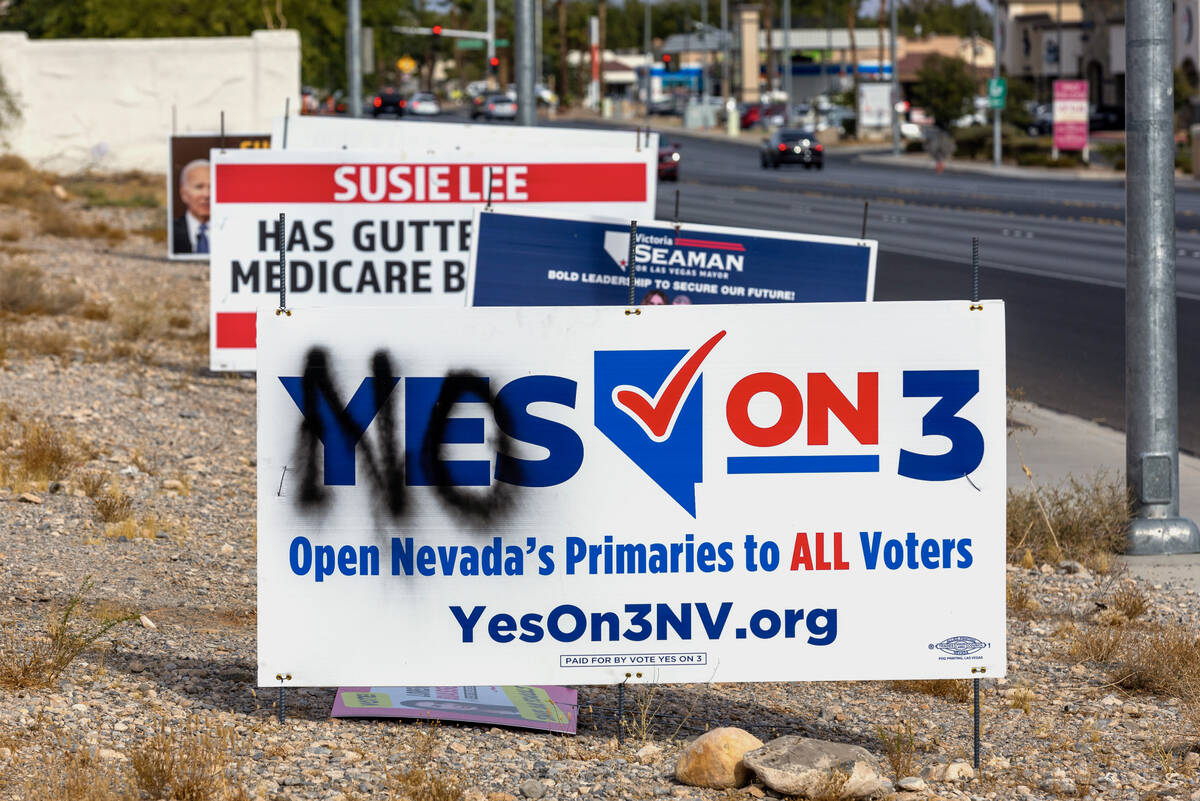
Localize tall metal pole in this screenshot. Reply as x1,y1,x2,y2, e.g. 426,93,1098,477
782,0,791,123
516,0,537,124
721,0,730,101
890,0,899,154
645,0,652,113
536,0,544,86
701,0,710,106
1056,0,1063,78
992,1,1001,166
1125,0,1200,554
825,0,833,93
487,0,496,64
347,0,363,117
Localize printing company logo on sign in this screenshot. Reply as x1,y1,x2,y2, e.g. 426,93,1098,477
594,331,726,516
930,635,989,658
602,231,746,272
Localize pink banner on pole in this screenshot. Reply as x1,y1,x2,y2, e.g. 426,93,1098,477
331,686,578,733
1053,80,1089,152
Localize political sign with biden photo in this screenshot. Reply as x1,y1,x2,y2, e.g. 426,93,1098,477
256,300,1006,687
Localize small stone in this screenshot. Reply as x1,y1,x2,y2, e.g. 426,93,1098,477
985,755,1010,770
0,747,11,759
943,762,974,782
1100,694,1121,706
636,743,663,763
1121,703,1141,717
818,704,844,721
898,777,927,791
675,727,764,789
746,786,765,798
1039,562,1055,574
743,736,885,798
220,543,234,555
518,780,546,799
48,482,63,494
53,184,69,200
97,748,124,761
1057,559,1089,575
139,615,156,630
162,479,184,491
448,742,468,754
487,793,517,801
179,411,198,419
129,660,145,673
18,493,43,504
70,703,87,713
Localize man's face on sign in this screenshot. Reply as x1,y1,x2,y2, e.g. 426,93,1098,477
180,162,211,221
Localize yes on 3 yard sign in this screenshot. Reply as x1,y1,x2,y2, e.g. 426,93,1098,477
209,146,656,371
257,301,1007,687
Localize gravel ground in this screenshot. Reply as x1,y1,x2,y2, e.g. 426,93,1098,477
1,197,1200,801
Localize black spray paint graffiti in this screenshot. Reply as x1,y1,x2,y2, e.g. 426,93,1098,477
291,346,518,524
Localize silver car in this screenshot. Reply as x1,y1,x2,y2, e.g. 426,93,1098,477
482,94,517,121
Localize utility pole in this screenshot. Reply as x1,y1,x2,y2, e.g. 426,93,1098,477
890,0,899,154
347,0,363,117
645,0,652,113
488,0,496,74
1057,0,1063,78
558,0,567,102
782,0,791,122
825,0,832,94
516,0,536,124
721,0,731,102
701,0,710,106
1125,0,1200,554
599,0,607,99
536,0,543,86
992,0,1001,166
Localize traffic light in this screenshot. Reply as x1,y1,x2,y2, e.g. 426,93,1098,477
661,53,674,72
489,55,500,75
431,24,443,36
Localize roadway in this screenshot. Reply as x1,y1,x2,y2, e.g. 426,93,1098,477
651,131,1200,453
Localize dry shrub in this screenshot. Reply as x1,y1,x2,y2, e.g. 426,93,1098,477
0,577,135,690
0,325,75,364
129,716,249,801
93,486,134,523
78,470,109,498
62,171,164,209
36,202,127,242
1067,624,1127,662
18,737,135,801
104,514,162,540
388,722,464,801
888,678,971,703
134,223,168,243
1112,624,1200,696
16,417,77,481
1110,583,1150,622
78,299,112,321
0,225,19,241
115,296,158,341
1007,474,1130,570
0,261,84,315
876,721,918,780
1007,576,1041,618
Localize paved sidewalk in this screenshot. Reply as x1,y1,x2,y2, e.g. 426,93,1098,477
1008,401,1200,586
858,152,1124,181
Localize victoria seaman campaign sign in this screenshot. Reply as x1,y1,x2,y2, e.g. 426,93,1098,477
209,146,656,371
257,301,1006,687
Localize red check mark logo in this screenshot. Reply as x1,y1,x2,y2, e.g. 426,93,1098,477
613,330,727,441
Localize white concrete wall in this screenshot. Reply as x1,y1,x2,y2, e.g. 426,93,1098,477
0,30,299,173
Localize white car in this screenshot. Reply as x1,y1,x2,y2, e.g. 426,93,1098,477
408,92,441,116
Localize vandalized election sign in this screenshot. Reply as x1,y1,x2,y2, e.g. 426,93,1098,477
257,301,1006,687
331,685,577,733
209,148,656,371
468,210,876,306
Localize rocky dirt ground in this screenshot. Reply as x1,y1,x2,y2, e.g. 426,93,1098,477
1,176,1199,801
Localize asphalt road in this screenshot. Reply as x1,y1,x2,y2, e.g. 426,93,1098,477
651,131,1200,453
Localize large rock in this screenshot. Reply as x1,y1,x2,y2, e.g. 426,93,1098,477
742,736,885,799
674,727,764,789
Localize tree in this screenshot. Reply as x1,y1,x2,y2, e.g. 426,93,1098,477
911,53,975,128
0,67,19,139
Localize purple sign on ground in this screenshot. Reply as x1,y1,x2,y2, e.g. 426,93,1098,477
331,686,578,733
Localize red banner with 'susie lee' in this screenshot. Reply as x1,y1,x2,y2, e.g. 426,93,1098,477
216,163,648,204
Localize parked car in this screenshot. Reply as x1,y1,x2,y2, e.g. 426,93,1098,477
1089,105,1124,131
370,87,406,117
1026,103,1052,136
760,129,824,170
408,92,441,116
741,103,787,130
480,94,517,121
658,143,681,181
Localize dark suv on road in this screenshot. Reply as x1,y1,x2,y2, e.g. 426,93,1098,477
760,129,824,170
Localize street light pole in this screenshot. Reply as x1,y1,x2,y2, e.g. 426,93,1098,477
347,0,363,117
992,0,1001,166
890,0,899,154
782,0,791,123
516,0,536,124
1125,0,1200,553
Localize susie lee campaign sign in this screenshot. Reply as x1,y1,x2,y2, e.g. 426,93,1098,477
209,147,656,371
257,301,1007,687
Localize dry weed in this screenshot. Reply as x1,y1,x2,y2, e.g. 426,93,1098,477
888,679,971,703
129,716,249,801
78,469,109,498
0,577,136,690
808,769,850,801
16,417,77,481
93,486,134,523
1007,576,1041,618
1109,583,1150,622
0,225,19,241
876,721,918,780
1112,623,1200,696
78,299,113,321
17,736,136,801
1067,624,1127,662
1008,685,1035,714
388,720,464,801
0,261,84,315
1007,473,1129,570
114,296,158,341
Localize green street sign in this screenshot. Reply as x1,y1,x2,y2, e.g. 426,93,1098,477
455,39,484,50
495,38,510,47
987,77,1007,109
